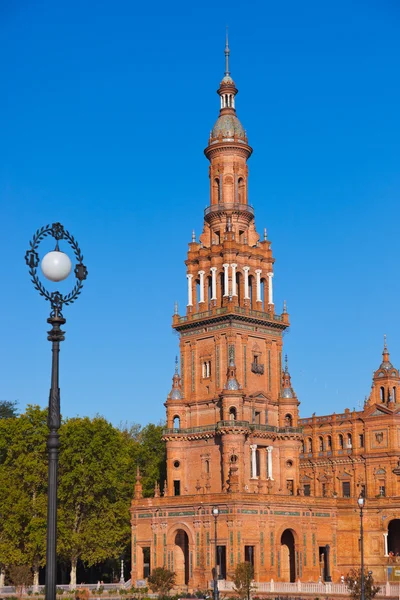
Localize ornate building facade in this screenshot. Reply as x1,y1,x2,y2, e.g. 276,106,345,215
130,42,400,587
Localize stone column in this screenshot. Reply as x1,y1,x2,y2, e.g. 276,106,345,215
268,272,274,305
223,263,229,296
255,269,262,302
198,270,205,304
267,446,274,480
250,444,258,479
383,532,388,556
187,274,193,306
231,264,237,296
325,544,332,582
243,266,250,299
210,267,217,301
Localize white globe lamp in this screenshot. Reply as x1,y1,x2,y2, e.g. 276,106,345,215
41,251,72,282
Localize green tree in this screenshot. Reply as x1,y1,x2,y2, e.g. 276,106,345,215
233,562,256,600
0,400,18,419
346,568,381,600
147,567,176,598
58,416,134,585
0,405,48,586
136,423,166,497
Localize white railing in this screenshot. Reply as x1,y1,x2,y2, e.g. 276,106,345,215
214,579,400,597
0,581,133,595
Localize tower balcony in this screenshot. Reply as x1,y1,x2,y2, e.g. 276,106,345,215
163,421,303,439
204,202,254,225
173,305,289,332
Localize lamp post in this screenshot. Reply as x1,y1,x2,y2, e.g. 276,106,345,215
212,506,220,600
25,223,87,600
358,492,366,600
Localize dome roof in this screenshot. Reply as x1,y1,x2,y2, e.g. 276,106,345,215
282,388,294,398
211,114,246,141
220,75,235,85
170,388,182,400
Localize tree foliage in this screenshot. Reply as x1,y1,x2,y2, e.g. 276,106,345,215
233,562,256,600
0,400,18,419
147,567,176,597
0,408,166,584
346,568,381,600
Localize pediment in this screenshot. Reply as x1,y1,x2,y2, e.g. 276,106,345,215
365,403,393,417
250,391,270,401
337,470,352,480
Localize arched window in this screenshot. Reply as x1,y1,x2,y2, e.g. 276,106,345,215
319,436,324,452
249,275,255,308
347,433,352,448
213,177,220,204
219,272,225,306
207,276,212,307
393,387,397,403
380,386,385,402
173,415,180,429
285,414,293,427
205,459,210,474
202,361,211,378
195,278,200,311
307,437,313,453
229,407,237,421
238,177,245,204
338,434,344,449
236,272,242,304
260,279,265,310
326,435,332,450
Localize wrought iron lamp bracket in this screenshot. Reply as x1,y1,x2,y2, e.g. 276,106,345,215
25,222,88,317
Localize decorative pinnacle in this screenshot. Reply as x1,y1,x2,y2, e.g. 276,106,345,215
225,27,230,76
263,228,267,241
192,230,196,242
175,355,179,374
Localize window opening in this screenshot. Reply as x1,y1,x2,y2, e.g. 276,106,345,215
174,480,181,496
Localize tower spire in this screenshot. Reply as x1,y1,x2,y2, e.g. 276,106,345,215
225,27,230,76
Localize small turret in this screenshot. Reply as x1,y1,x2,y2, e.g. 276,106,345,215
134,466,143,499
369,336,400,405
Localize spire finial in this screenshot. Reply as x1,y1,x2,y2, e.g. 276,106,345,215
384,334,387,351
263,227,267,241
174,301,178,315
285,354,288,373
192,230,196,242
224,27,230,76
175,355,179,374
283,300,287,314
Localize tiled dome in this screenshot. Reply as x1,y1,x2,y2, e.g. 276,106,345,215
211,114,245,140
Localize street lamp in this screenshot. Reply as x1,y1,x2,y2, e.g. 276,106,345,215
25,223,87,600
357,492,366,600
212,507,220,600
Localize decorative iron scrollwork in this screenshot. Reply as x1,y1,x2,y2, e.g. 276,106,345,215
25,222,87,317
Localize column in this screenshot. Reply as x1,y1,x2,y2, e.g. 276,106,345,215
223,263,229,296
268,272,274,305
210,267,217,301
266,446,274,480
187,274,193,306
198,270,205,304
243,266,250,299
231,264,237,296
325,545,332,582
255,269,262,302
250,444,258,479
383,532,388,556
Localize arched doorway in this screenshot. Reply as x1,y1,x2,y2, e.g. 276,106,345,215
174,530,189,585
388,519,400,554
281,529,296,582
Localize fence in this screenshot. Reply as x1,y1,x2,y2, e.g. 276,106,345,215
0,580,133,595
213,579,400,597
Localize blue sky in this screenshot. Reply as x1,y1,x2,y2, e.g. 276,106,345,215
1,0,400,427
